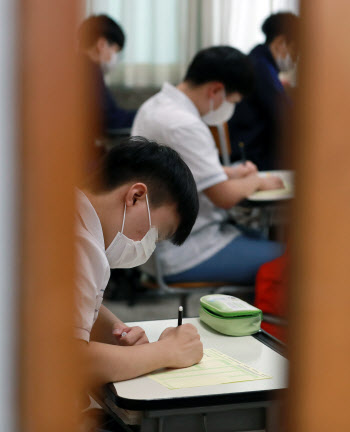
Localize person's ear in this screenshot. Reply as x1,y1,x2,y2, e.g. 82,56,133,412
96,37,108,54
124,183,148,208
207,82,225,99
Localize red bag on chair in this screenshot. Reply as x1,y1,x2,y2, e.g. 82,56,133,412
254,252,289,341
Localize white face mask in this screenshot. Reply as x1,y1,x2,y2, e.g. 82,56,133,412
102,51,119,74
276,53,294,72
202,91,236,126
105,195,158,269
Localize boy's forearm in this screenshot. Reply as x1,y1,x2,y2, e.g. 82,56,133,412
81,340,171,387
205,175,262,209
230,175,262,201
90,304,125,345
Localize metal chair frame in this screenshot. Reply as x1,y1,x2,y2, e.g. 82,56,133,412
149,249,255,316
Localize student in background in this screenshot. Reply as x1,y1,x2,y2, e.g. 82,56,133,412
76,137,202,394
228,12,299,170
78,15,136,134
132,46,285,286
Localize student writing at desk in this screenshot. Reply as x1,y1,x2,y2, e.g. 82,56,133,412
132,47,285,286
75,138,203,428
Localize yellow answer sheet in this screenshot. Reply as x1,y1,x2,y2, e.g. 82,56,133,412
149,348,272,390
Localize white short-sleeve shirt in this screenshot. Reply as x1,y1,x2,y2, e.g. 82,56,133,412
75,190,110,342
132,83,239,275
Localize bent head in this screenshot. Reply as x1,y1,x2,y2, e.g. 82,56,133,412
84,137,199,251
262,12,299,71
183,46,255,123
78,14,125,67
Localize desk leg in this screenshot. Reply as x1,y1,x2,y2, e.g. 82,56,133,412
157,417,164,432
266,400,283,432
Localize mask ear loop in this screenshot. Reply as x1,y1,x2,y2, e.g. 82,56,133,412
210,89,226,112
122,195,151,234
121,203,127,234
145,194,152,229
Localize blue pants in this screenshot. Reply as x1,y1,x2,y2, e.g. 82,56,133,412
165,235,284,285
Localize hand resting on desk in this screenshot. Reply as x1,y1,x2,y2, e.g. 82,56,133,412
258,175,285,191
205,172,285,209
112,324,149,346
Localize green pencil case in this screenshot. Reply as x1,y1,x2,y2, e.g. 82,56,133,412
199,294,262,336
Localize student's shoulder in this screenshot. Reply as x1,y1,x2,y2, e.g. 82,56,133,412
76,225,106,266
166,112,203,135
138,93,201,131
75,230,110,293
249,48,278,79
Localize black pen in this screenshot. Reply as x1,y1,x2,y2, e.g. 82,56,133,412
239,141,246,164
178,306,183,326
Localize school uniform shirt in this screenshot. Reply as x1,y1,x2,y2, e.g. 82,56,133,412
74,189,110,342
132,82,240,276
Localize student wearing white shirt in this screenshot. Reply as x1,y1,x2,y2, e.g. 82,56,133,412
132,46,285,285
75,137,203,391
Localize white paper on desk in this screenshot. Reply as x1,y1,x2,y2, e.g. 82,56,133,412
248,170,294,201
149,348,271,390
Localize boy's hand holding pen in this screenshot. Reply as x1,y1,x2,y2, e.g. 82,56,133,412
157,305,203,367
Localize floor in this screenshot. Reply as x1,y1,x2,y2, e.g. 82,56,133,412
104,286,255,325
104,291,205,323
103,267,256,323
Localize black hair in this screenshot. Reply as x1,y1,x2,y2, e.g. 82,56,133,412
262,12,299,45
78,14,125,50
183,46,254,95
85,136,199,246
